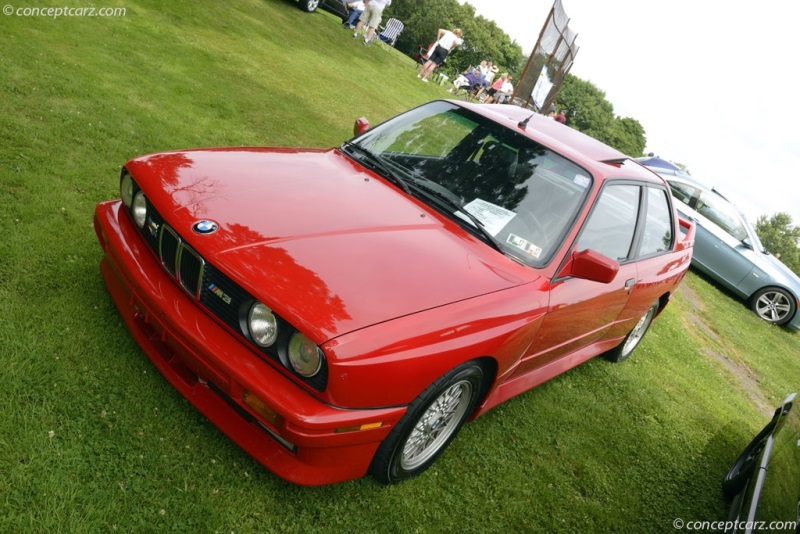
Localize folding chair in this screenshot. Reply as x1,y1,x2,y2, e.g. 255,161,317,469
378,18,404,47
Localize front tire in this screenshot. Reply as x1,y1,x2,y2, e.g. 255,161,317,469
299,0,320,12
605,301,659,363
750,287,796,326
369,361,484,484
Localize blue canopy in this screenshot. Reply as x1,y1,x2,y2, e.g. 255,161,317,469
637,156,681,172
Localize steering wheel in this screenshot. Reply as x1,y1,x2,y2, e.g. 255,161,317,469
514,207,551,253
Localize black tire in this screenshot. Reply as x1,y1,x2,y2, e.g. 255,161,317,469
722,426,772,499
299,0,320,12
750,286,796,326
369,361,484,484
605,301,659,363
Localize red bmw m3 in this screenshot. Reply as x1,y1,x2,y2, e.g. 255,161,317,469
94,100,694,485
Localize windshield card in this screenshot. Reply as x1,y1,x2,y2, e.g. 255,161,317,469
463,199,516,236
506,233,542,258
574,174,591,188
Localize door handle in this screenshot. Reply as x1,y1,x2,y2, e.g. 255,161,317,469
625,278,636,290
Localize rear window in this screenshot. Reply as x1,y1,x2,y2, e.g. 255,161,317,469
640,187,674,256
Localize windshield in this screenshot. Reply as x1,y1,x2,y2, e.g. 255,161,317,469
347,101,593,266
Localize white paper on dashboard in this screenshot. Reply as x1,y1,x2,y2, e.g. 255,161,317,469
462,198,517,236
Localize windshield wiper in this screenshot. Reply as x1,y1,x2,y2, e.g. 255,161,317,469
406,178,504,254
340,141,410,194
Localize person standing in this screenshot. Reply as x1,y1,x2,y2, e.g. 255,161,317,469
418,28,463,82
352,0,392,45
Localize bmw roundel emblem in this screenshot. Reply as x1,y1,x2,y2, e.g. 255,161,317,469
193,220,219,234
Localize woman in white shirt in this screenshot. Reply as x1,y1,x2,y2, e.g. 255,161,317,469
419,28,463,82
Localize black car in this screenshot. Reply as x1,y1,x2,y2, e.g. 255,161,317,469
723,393,800,532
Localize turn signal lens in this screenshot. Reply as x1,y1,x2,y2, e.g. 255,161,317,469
242,391,282,426
335,422,384,433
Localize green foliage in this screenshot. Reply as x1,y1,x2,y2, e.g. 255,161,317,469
385,3,644,154
755,212,800,275
607,117,647,157
1,1,797,531
385,0,525,77
557,75,613,136
557,74,647,156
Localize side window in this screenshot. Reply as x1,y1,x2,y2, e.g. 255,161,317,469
576,184,640,261
696,192,748,240
640,187,674,256
667,180,697,207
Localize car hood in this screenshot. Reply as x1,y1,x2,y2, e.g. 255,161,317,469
127,147,535,341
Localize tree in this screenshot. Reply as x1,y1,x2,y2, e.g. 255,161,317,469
755,212,800,275
384,0,524,77
382,4,644,155
556,75,614,138
606,117,646,157
555,75,646,156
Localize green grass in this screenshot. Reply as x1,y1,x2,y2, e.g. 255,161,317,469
1,1,798,531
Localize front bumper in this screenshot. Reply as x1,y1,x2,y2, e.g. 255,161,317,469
94,200,406,485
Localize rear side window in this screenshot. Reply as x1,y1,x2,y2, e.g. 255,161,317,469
696,191,748,241
639,187,674,256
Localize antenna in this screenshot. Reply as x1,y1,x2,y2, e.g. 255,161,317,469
518,113,536,130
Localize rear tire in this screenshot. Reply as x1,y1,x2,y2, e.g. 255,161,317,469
369,361,484,484
605,301,659,363
750,287,796,326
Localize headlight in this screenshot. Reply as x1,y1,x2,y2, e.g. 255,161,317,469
121,173,134,208
132,190,147,228
248,302,278,347
287,332,322,377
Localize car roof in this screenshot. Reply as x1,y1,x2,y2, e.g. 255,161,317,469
644,165,731,202
456,101,663,185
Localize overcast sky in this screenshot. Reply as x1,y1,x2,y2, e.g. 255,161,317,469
461,0,800,226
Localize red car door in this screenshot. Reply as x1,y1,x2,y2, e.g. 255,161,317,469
608,186,679,338
516,183,643,373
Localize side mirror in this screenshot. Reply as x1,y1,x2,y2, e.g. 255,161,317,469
561,249,619,284
741,237,754,250
353,117,370,136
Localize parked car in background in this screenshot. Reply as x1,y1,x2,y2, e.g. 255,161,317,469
722,392,800,532
639,163,800,330
94,100,694,485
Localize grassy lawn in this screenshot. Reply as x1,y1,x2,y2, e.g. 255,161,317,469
1,0,797,531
